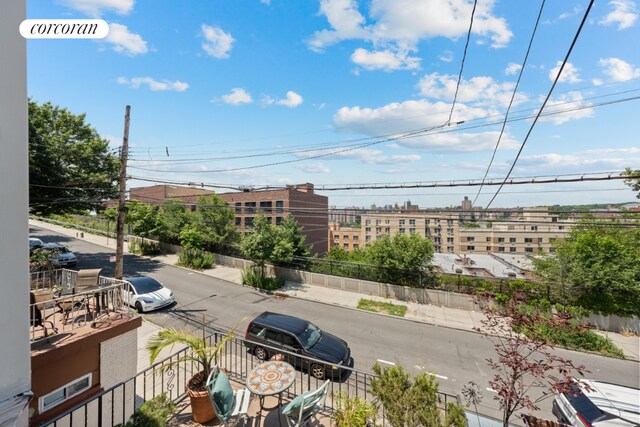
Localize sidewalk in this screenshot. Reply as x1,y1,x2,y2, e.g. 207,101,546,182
30,219,640,362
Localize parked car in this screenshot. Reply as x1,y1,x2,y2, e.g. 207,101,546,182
37,243,77,267
29,237,44,251
244,311,352,380
553,379,640,426
123,275,174,313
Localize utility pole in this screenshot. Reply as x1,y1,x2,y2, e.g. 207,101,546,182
115,105,130,280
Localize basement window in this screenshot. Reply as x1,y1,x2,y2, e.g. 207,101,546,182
40,373,92,413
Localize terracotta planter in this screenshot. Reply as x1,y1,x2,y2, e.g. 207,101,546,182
187,386,215,423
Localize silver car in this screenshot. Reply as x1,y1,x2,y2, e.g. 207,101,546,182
41,243,77,267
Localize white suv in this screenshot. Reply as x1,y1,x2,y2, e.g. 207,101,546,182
553,379,640,426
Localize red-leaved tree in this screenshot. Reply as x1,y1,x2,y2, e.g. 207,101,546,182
475,297,589,427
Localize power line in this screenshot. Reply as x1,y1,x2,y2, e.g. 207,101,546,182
481,0,595,214
473,0,546,206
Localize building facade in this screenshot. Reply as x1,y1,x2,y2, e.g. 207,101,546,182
129,184,214,207
218,183,329,255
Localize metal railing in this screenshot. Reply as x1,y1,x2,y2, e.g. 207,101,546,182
43,330,464,426
29,281,131,343
30,268,78,293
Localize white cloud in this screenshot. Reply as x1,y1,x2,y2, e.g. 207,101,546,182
600,0,638,30
308,0,512,53
504,62,522,75
417,73,528,106
584,147,640,155
539,92,594,124
598,57,640,81
592,78,604,86
261,0,271,4
333,99,518,152
103,134,121,149
351,48,420,71
296,163,331,173
117,76,189,92
439,50,453,63
517,153,640,171
201,24,235,59
59,0,133,16
265,91,304,108
105,23,147,56
548,61,581,83
220,88,253,105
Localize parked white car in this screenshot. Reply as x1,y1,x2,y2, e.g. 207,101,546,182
123,275,174,313
41,243,77,267
553,379,640,426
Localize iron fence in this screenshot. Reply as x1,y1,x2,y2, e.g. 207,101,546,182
43,331,464,426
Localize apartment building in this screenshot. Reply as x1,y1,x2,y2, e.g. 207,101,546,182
219,183,328,255
328,223,361,251
329,207,571,256
129,184,214,207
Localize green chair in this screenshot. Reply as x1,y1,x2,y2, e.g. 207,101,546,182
282,380,330,427
206,367,252,427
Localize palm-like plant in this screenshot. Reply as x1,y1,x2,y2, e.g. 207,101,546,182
147,317,238,392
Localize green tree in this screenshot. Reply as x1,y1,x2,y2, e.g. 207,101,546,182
280,214,310,257
365,233,434,270
533,220,640,316
125,201,158,238
191,194,238,252
370,363,465,427
156,199,191,244
622,167,640,199
29,100,120,215
240,216,295,277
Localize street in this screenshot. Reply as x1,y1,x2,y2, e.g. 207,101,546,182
30,226,640,423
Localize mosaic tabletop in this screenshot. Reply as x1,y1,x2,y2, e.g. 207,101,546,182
246,361,295,396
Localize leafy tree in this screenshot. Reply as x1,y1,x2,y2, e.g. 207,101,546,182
370,363,465,427
622,167,640,199
29,100,120,215
191,194,238,252
280,214,310,257
125,201,158,239
241,216,295,277
179,225,205,251
156,199,190,244
365,233,434,270
533,220,640,316
476,298,588,427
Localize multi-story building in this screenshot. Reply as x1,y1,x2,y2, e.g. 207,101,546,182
129,184,214,207
328,223,361,251
329,206,571,256
219,183,328,255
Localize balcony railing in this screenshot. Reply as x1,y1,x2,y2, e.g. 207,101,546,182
43,330,464,426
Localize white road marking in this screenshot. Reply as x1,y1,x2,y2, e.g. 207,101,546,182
377,359,395,366
476,361,486,376
486,388,497,393
426,372,448,380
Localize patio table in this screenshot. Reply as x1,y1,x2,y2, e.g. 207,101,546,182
246,360,295,426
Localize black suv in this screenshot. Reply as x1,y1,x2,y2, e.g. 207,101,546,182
244,312,352,380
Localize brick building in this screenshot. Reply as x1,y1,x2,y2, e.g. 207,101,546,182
129,184,214,206
218,183,328,255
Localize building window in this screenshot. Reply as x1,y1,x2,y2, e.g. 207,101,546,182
353,243,359,249
365,227,371,233
399,228,406,234
376,220,381,225
510,247,517,253
538,237,543,243
376,235,382,240
531,226,538,231
435,219,441,225
409,219,416,225
434,237,441,243
409,228,416,234
509,237,516,243
498,237,505,243
385,219,390,224
260,201,272,213
40,373,92,413
234,202,241,214
525,248,534,253
426,219,430,225
385,227,390,233
467,236,475,242
447,219,454,225
353,236,358,242
235,217,241,226
558,226,565,230
467,245,475,250
445,237,453,243
275,200,284,212
245,217,254,227
447,228,454,234
245,202,256,214
525,238,533,243
343,236,349,242
376,227,382,233
447,246,454,252
498,247,505,252
365,235,371,241
365,219,371,225
344,243,349,248
275,216,283,225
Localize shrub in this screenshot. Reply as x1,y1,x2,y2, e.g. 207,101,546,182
120,393,176,427
331,392,378,427
241,267,284,291
129,240,162,256
176,248,214,270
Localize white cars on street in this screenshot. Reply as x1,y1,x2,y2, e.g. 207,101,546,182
123,275,174,313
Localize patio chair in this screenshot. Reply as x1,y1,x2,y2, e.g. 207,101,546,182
282,380,330,427
206,367,252,427
30,292,57,337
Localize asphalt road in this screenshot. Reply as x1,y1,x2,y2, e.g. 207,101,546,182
31,226,640,423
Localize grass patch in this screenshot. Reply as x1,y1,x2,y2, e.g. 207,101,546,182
357,299,407,317
241,267,284,291
176,249,214,270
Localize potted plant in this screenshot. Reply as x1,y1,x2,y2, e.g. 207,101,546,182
146,317,237,423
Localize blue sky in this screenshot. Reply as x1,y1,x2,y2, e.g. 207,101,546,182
27,0,640,209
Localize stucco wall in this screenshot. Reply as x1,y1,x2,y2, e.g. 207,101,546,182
0,1,31,425
100,329,138,389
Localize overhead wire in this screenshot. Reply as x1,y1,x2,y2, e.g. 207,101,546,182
481,0,596,215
